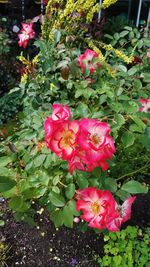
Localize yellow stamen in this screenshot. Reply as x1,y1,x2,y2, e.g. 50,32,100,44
91,201,100,214
60,131,75,147
91,134,100,145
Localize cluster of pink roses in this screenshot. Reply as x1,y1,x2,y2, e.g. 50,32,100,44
18,23,35,48
76,187,136,231
44,104,115,174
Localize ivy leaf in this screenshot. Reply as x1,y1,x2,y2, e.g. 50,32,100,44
0,176,16,192
49,191,65,207
121,180,148,194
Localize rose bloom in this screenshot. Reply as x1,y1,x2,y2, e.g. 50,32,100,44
139,98,150,113
44,104,115,173
76,187,136,231
76,187,116,230
78,49,99,74
44,119,79,160
18,23,35,48
76,118,115,171
51,103,71,121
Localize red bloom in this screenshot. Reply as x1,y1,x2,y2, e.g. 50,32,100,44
76,187,116,230
76,187,136,231
18,23,35,48
76,119,115,172
68,148,87,174
44,105,115,174
78,49,99,74
139,98,150,113
45,120,79,160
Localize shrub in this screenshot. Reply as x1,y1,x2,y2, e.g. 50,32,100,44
0,0,149,231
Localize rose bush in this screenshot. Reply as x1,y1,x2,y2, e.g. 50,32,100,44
0,0,149,231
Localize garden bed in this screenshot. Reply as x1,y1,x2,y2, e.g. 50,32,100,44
1,189,149,267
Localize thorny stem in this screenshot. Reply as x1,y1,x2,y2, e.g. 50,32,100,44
116,161,150,181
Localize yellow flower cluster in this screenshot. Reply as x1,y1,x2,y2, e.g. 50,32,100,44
88,40,105,62
101,43,134,64
102,0,118,9
88,40,116,77
43,0,118,40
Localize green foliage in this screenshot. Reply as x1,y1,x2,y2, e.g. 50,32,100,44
0,89,23,125
104,26,150,62
97,226,150,267
0,31,10,56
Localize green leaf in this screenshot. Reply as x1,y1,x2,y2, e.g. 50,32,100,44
121,180,148,194
75,103,89,117
68,199,80,216
51,210,64,227
117,64,127,73
0,156,12,167
104,178,117,193
140,136,150,151
44,154,52,169
128,67,137,76
54,30,61,44
52,175,60,186
34,154,46,167
9,197,30,212
116,189,131,201
114,114,125,129
134,79,142,90
62,205,74,228
114,33,120,40
76,174,89,189
49,191,65,207
131,115,146,129
120,30,129,38
145,127,150,138
121,132,135,147
65,183,75,199
0,176,16,192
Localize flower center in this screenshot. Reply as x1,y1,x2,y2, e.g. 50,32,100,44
91,134,100,145
61,130,75,147
91,201,100,214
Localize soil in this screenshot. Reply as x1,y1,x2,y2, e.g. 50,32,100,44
0,187,150,267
